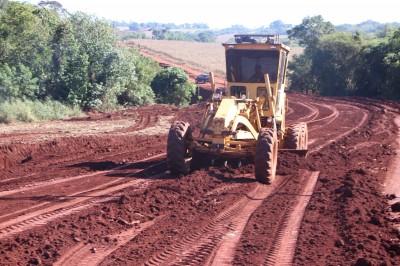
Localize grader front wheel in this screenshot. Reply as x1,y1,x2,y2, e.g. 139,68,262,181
255,128,278,184
167,121,192,174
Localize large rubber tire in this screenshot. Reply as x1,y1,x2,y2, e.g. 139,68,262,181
167,121,192,174
300,123,308,150
255,128,278,184
285,122,307,149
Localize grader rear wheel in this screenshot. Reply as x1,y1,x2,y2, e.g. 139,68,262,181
255,128,278,184
300,123,308,150
285,122,308,149
285,123,301,149
167,121,192,174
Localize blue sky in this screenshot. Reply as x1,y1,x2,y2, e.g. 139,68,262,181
17,0,400,28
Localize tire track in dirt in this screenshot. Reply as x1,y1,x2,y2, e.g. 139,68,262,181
56,181,247,266
310,105,368,153
290,98,400,265
263,171,319,265
0,159,166,240
0,142,163,185
138,170,317,266
0,153,165,198
231,97,375,265
130,111,158,131
142,178,283,266
54,217,161,266
209,171,319,266
307,103,339,131
288,102,319,123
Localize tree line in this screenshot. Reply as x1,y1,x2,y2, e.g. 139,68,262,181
287,16,400,100
118,19,400,43
0,0,194,123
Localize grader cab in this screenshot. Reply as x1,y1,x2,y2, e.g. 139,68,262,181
167,34,308,184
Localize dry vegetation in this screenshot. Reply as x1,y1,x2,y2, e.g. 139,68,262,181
129,39,303,78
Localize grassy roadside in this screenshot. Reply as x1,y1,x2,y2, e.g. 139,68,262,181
0,99,84,124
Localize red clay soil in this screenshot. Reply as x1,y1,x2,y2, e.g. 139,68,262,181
0,58,400,265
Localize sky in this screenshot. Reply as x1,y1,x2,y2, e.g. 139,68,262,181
17,0,400,28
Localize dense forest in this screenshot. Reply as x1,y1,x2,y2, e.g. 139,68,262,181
0,1,399,123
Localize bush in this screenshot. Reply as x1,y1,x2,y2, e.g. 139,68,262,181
151,66,195,106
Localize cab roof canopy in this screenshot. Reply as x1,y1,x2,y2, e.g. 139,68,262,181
233,34,280,44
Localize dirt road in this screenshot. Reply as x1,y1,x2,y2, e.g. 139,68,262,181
0,56,400,265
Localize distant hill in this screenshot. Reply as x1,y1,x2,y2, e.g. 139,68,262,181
336,20,400,33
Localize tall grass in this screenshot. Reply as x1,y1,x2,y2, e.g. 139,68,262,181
0,99,84,124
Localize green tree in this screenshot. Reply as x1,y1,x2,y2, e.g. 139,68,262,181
269,20,292,35
48,12,157,109
118,50,158,105
288,53,316,93
49,21,89,104
192,31,214,42
0,2,56,77
287,15,335,48
38,1,67,16
151,66,195,106
383,28,400,99
60,12,122,108
310,32,363,96
0,0,8,12
353,40,387,97
287,16,363,96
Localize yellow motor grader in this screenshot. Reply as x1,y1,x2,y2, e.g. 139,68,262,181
167,34,308,184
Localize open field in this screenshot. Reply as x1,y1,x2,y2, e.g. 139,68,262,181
129,39,226,77
128,39,303,78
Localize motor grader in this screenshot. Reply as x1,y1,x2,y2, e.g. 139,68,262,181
167,34,308,184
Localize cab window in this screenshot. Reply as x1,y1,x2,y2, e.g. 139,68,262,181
226,50,280,83
230,86,246,98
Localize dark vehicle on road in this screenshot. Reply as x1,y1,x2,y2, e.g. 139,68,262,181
195,74,210,84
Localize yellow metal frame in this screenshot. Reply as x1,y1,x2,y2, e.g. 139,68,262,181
192,36,291,157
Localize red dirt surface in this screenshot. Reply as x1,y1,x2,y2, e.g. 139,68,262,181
0,54,400,265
